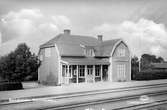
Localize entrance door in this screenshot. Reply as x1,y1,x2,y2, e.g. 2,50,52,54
117,64,126,81
102,65,108,81
87,65,93,83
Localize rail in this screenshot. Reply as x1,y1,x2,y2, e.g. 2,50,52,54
1,82,167,110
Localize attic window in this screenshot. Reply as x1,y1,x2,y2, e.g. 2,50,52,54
84,49,95,57
118,48,125,57
39,55,43,61
45,48,51,57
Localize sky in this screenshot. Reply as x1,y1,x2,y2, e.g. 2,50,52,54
0,0,167,60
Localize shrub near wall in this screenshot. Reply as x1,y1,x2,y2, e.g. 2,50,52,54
0,81,23,91
133,70,167,80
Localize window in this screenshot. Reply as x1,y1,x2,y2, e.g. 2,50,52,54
84,49,95,57
62,65,67,77
117,64,126,80
62,65,72,78
45,48,51,57
69,65,72,78
95,65,101,77
87,65,93,75
39,55,43,61
118,48,125,57
78,65,85,78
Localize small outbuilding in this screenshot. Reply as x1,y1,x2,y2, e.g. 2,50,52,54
38,29,131,85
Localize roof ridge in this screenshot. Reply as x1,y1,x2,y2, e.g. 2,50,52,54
101,38,121,46
103,38,121,42
40,34,61,47
68,34,96,39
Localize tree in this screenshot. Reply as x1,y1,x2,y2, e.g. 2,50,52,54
131,56,139,79
140,54,164,71
0,43,40,81
131,54,165,80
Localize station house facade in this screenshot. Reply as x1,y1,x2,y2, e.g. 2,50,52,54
38,30,131,85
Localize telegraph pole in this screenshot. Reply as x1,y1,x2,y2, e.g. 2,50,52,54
139,56,141,72
138,30,142,72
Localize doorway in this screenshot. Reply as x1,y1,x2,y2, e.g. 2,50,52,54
87,65,94,83
102,65,108,81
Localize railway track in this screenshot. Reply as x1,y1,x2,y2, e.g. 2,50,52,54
1,82,167,110
127,99,167,110
43,90,167,110
1,82,167,104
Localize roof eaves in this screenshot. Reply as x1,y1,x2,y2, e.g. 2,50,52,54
94,55,110,58
61,55,86,57
39,34,62,49
40,44,55,49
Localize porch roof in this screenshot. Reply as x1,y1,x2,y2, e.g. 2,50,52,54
61,57,110,65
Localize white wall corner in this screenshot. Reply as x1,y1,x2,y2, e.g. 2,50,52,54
129,55,132,81
109,57,113,82
54,44,61,85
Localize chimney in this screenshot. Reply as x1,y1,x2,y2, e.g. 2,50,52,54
64,29,71,35
97,35,103,42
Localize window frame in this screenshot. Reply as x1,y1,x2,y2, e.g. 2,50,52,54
62,65,67,77
84,48,95,57
39,54,43,61
95,65,101,77
69,65,73,78
117,64,126,80
87,65,93,75
118,48,125,57
62,65,72,78
78,65,85,78
45,48,51,57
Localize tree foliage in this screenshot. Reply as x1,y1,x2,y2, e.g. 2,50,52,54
132,54,165,80
0,43,40,81
131,54,165,74
131,56,139,79
141,54,164,71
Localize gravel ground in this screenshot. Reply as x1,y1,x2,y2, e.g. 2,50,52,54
0,79,167,101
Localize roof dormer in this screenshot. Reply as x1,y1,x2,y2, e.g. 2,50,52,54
64,29,71,35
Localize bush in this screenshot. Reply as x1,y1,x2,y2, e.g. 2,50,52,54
0,81,23,91
132,70,167,80
0,43,40,81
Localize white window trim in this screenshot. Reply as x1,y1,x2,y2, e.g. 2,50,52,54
45,48,51,57
78,65,85,78
39,54,43,61
118,48,125,57
68,66,73,78
62,65,72,78
117,64,126,80
95,65,101,77
87,66,93,76
84,48,95,57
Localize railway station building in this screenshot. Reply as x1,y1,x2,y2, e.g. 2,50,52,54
38,29,131,85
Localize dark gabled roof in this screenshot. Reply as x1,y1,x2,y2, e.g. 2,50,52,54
39,33,121,57
40,34,100,56
40,34,99,48
151,63,167,69
94,39,121,57
40,34,61,48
